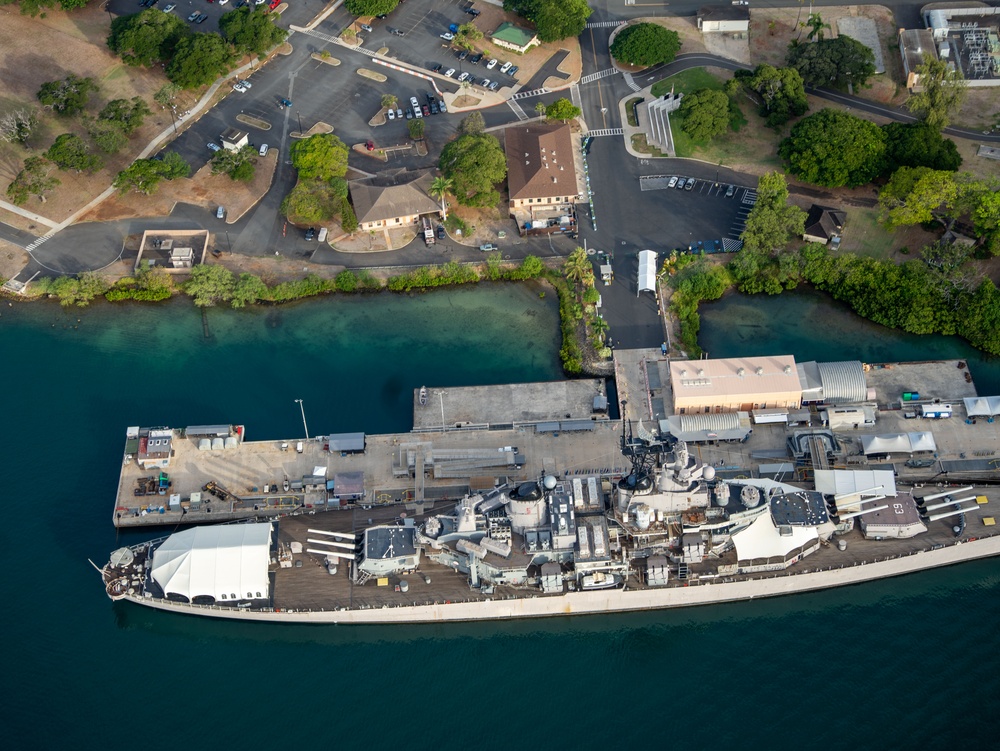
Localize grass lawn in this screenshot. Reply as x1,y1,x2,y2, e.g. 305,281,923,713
650,68,724,98
838,208,940,261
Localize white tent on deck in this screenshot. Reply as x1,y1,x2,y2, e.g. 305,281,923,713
151,523,273,602
732,512,818,564
638,250,657,294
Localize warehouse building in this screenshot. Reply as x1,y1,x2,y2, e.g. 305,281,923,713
669,355,802,414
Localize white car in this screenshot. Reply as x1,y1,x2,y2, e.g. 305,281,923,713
500,61,512,74
440,32,455,41
233,84,247,93
207,142,221,152
481,78,492,89
218,0,228,4
259,144,269,156
444,68,456,77
255,0,265,4
387,108,395,120
163,3,175,11
457,71,469,82
409,96,420,110
396,107,403,119
486,58,497,70
667,176,678,188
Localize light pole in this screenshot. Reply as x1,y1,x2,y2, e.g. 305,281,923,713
296,110,303,136
294,399,309,439
434,390,446,431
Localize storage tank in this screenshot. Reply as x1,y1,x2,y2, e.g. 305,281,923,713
741,485,761,508
635,503,651,530
507,496,548,533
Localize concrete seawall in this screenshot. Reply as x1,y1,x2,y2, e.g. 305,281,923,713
125,534,1000,625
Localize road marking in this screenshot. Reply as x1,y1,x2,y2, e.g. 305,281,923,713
585,21,627,28
570,83,582,110
512,87,550,100
587,128,623,137
580,68,619,84
622,73,641,92
507,98,529,121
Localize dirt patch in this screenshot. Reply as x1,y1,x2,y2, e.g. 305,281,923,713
358,69,387,82
952,88,1000,131
310,53,341,66
237,114,272,131
950,135,1000,182
615,16,749,65
0,239,30,282
80,153,278,224
453,94,482,108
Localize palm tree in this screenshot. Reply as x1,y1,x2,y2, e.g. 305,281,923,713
805,13,830,42
563,247,592,288
381,94,398,110
429,176,453,221
590,316,609,341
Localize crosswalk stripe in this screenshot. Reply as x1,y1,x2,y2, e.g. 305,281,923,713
512,87,549,100
587,128,623,137
507,98,528,121
580,68,618,84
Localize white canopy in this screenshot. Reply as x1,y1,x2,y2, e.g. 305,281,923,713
814,469,897,499
151,523,272,602
732,512,817,562
860,432,936,455
964,396,1000,417
638,250,657,293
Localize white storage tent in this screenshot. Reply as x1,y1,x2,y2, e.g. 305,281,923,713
964,396,1000,417
732,512,818,563
813,469,897,499
860,432,936,456
638,250,657,294
151,523,273,603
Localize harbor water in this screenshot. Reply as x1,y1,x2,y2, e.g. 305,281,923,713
2,286,999,751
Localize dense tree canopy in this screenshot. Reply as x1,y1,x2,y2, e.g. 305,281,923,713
458,111,485,136
734,64,808,127
739,172,806,257
46,133,103,173
545,98,581,121
280,179,343,223
906,55,967,130
503,0,592,43
107,9,189,67
439,133,507,207
879,167,961,229
113,153,190,194
679,88,730,141
290,134,349,180
219,7,288,56
98,97,152,135
779,108,886,187
7,0,88,17
37,75,98,116
0,108,37,146
882,121,961,174
609,23,681,67
166,33,237,89
87,118,129,154
211,145,258,182
787,36,876,90
5,156,59,206
345,0,399,16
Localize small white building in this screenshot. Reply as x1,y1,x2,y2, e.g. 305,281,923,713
697,6,750,33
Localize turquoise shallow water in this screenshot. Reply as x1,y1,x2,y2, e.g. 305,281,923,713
2,287,999,751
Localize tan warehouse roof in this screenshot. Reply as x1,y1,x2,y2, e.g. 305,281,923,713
669,355,800,401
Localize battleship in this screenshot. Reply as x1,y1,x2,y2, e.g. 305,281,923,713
100,352,1000,624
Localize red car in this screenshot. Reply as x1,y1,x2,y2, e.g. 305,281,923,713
269,0,280,7
365,140,375,151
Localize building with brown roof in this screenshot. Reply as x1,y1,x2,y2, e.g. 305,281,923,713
802,205,846,246
348,169,442,232
505,123,580,218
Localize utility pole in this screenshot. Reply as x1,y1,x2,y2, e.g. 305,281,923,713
297,110,303,136
294,399,309,439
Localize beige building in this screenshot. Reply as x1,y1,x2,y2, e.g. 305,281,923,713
670,355,802,414
506,123,580,216
348,168,441,232
697,6,750,33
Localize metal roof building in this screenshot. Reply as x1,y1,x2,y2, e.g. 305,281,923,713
659,411,752,442
814,469,898,499
669,355,801,413
798,360,867,404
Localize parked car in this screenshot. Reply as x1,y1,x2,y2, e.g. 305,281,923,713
207,142,221,152
360,24,373,32
449,23,459,33
305,227,316,241
457,71,469,82
470,53,483,64
387,108,395,120
436,225,446,239
233,83,247,93
488,81,499,91
376,13,388,19
457,50,467,61
429,102,439,114
409,96,420,110
725,184,736,197
413,105,423,118
444,68,456,77
279,98,292,107
465,7,480,16
440,32,454,41
365,140,374,151
216,206,225,219
396,107,403,119
438,101,447,113
675,177,686,189
389,28,404,36
667,176,678,188
238,79,252,89
426,92,437,103
421,104,430,117
685,179,695,191
195,13,208,23
479,243,498,252
259,143,269,156
163,3,175,11
405,108,413,119
466,76,477,86
481,78,492,89
486,58,497,69
500,61,512,74
508,65,518,76
187,10,199,20
431,63,443,72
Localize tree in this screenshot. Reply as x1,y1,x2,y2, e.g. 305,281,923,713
906,55,968,130
738,172,807,255
380,94,398,110
429,176,453,220
524,0,592,43
167,33,237,89
46,133,103,173
184,264,237,307
0,108,38,145
458,111,485,136
11,0,89,17
290,133,349,180
99,97,152,135
231,273,267,308
154,83,183,110
563,247,593,288
211,145,258,182
49,272,109,307
5,156,59,206
340,196,358,233
219,6,288,56
878,167,960,229
454,22,483,51
882,121,961,174
345,0,399,15
439,133,507,207
280,180,341,223
779,108,886,188
408,118,425,140
734,64,808,127
37,75,98,116
679,88,730,141
804,13,831,42
787,36,876,90
112,153,190,194
534,101,547,116
86,118,129,154
107,9,189,67
545,98,581,122
610,23,681,67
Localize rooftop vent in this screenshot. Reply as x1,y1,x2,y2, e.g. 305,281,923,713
784,365,792,374
756,367,764,376
737,368,746,377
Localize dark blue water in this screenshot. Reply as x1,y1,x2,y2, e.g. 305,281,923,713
2,288,999,750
